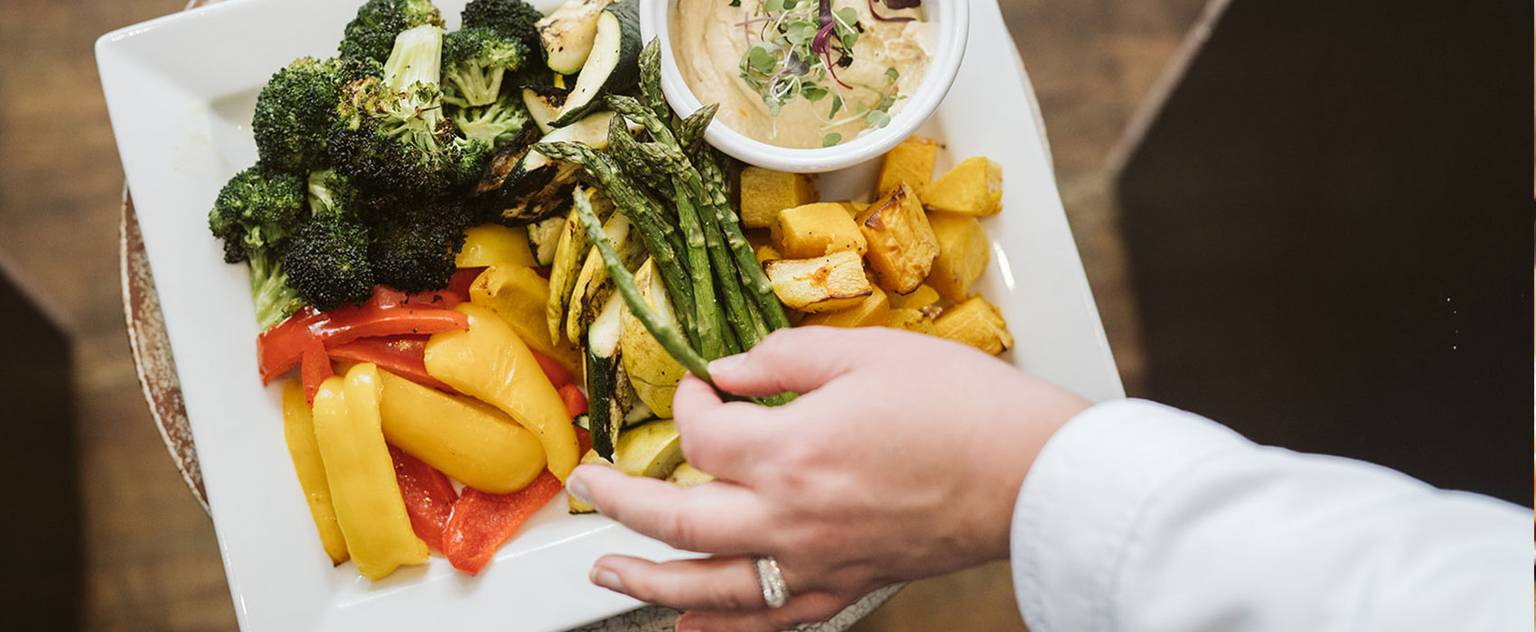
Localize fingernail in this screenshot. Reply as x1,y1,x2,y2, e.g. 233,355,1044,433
567,474,592,506
590,567,623,592
708,354,746,376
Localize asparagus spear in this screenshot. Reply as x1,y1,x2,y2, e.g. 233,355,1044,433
607,113,671,197
671,180,726,359
533,141,700,347
692,144,792,331
609,94,792,333
571,185,713,382
676,103,719,154
638,40,669,123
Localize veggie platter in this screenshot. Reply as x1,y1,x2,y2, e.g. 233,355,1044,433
209,0,1014,582
100,0,1122,628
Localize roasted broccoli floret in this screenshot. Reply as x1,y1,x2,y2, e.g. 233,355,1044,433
451,92,531,149
208,166,307,328
329,24,478,197
252,57,380,172
462,0,543,56
284,217,375,310
209,166,305,263
306,168,362,220
339,0,445,64
367,197,473,292
443,27,528,107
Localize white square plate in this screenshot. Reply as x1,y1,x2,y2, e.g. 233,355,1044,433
97,0,1122,629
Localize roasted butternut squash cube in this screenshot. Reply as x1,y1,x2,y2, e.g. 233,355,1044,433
800,284,890,328
740,167,817,229
927,212,991,301
924,157,1003,216
755,243,782,264
877,136,940,195
774,202,868,258
885,307,937,335
933,296,1013,355
890,284,941,310
857,184,940,294
765,251,872,313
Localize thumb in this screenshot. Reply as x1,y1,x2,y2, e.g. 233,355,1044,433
708,326,871,397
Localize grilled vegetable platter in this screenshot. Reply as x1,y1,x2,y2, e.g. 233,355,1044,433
214,0,1014,581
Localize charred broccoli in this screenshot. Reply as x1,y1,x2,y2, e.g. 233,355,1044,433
367,197,473,293
442,27,528,107
462,0,543,57
207,166,307,328
306,168,362,220
339,0,445,64
329,24,477,197
285,217,375,310
253,57,380,172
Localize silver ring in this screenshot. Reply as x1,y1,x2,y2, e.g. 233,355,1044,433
754,556,790,609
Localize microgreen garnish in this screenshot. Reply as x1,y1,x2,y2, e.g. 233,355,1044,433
867,0,919,22
735,0,912,143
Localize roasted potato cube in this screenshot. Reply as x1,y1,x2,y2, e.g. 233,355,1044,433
765,251,872,313
837,201,867,217
857,184,940,294
885,307,937,335
755,243,782,264
877,136,940,195
934,296,1013,355
890,284,941,310
740,167,817,229
927,212,991,301
924,157,1003,216
774,202,868,258
801,284,890,328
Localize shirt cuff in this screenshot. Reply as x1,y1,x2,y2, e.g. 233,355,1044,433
1009,399,1252,632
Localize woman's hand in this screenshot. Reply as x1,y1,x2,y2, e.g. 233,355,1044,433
565,326,1089,632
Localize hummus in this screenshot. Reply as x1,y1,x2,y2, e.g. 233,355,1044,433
673,0,932,149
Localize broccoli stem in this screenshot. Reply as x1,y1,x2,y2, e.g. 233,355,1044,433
443,65,504,108
571,186,713,383
383,25,446,128
248,250,303,330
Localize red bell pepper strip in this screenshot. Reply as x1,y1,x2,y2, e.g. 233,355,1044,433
390,446,458,553
441,429,591,575
446,267,485,301
558,383,588,417
442,472,564,575
258,288,469,383
327,336,456,393
531,349,576,388
299,338,333,404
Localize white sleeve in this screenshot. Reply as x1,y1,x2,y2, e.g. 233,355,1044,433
1010,399,1533,632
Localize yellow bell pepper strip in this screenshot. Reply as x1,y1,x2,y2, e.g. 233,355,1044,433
311,364,429,580
424,303,580,481
469,265,584,375
376,369,548,494
457,224,537,269
280,381,348,565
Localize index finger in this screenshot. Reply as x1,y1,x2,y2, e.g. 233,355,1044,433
568,464,774,555
672,374,785,482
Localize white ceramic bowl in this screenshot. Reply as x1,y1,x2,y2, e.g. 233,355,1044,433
640,0,970,173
